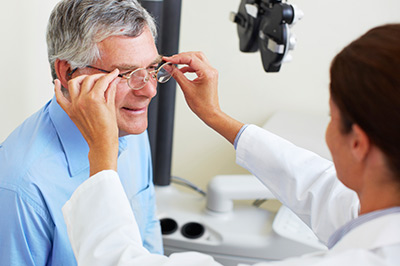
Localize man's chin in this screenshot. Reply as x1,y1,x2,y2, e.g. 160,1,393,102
118,125,148,137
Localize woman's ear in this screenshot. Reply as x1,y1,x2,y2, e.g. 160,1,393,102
54,59,71,89
350,124,371,162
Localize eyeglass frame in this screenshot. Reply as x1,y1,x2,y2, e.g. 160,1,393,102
68,61,173,90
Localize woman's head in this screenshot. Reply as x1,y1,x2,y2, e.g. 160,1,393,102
329,24,400,179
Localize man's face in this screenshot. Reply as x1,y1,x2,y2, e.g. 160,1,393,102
81,28,159,137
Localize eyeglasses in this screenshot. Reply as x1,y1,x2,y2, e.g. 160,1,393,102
69,61,174,90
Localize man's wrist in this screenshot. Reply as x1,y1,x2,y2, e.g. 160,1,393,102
88,143,118,176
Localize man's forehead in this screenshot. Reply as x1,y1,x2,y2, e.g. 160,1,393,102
109,55,163,70
97,31,159,70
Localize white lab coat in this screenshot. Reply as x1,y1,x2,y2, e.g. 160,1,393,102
63,125,400,266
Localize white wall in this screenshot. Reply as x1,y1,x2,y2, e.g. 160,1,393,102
0,0,59,142
1,0,399,188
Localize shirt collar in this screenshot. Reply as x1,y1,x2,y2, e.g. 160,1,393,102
118,137,128,156
49,96,90,177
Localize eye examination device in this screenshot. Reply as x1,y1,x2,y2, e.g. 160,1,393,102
230,0,303,72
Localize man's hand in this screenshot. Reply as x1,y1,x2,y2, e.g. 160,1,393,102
54,70,120,176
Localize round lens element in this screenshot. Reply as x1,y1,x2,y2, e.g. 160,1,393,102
128,68,148,90
157,62,173,83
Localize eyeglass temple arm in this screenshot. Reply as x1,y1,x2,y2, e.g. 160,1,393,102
69,66,124,78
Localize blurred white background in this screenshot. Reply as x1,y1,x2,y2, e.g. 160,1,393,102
1,0,399,188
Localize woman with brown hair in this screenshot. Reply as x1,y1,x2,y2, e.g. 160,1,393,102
60,24,400,265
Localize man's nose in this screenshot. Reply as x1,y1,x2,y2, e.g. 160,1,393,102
132,80,157,98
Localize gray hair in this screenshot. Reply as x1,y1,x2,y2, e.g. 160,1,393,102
46,0,157,79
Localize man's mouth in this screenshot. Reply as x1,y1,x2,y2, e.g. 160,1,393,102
122,107,146,114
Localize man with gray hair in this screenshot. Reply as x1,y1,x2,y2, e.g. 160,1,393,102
0,0,164,265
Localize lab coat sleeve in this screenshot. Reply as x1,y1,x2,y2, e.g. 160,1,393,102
62,170,222,266
236,125,360,244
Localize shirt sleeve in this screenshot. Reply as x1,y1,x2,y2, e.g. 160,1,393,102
62,170,222,266
0,187,53,266
236,125,360,244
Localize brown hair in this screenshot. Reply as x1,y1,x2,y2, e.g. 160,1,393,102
330,24,400,178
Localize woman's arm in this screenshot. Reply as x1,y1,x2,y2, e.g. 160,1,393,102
164,52,359,243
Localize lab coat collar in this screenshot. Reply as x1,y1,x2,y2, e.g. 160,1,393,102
49,95,90,177
332,212,400,252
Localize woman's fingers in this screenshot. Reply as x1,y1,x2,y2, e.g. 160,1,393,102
163,52,220,121
163,52,217,87
164,51,210,66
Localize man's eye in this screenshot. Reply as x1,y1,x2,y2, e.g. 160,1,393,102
120,70,132,76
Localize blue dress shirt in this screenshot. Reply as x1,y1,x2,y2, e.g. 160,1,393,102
0,96,163,265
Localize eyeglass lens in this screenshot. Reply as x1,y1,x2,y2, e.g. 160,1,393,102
128,62,174,90
157,63,174,83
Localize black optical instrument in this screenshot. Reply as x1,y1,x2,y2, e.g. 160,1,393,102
230,0,303,72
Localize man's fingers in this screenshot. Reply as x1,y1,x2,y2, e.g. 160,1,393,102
67,69,120,102
67,74,89,100
54,79,71,112
89,69,120,98
78,72,112,96
105,76,119,107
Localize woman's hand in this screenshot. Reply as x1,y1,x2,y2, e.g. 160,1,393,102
164,52,244,145
54,69,120,175
164,52,221,124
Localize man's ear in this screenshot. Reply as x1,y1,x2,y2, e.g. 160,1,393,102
350,124,371,162
54,59,71,89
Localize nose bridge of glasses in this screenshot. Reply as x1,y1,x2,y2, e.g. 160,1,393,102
148,68,158,78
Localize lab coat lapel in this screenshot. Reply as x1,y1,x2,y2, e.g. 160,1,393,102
330,213,400,252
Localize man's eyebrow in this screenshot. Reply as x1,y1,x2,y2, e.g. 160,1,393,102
110,63,139,71
110,55,163,71
149,55,163,66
